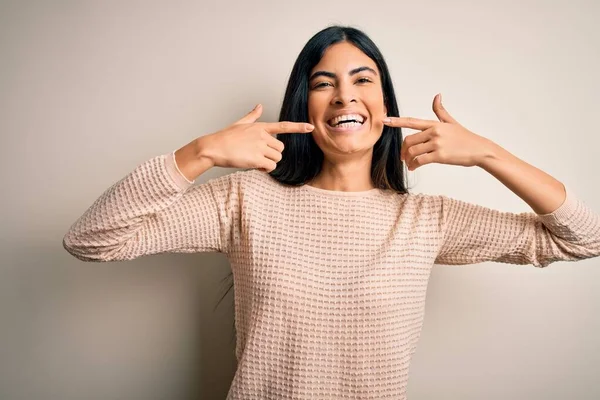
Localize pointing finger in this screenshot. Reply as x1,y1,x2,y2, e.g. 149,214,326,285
264,121,314,134
382,116,438,131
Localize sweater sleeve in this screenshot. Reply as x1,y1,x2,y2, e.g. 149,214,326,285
62,151,240,262
434,184,600,268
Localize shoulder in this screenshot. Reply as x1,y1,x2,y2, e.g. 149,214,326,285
232,168,280,190
397,191,447,215
203,168,285,195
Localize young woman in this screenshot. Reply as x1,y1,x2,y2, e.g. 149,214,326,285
63,25,600,399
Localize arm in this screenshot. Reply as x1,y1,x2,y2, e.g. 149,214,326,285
62,150,240,262
436,139,600,268
434,183,600,268
433,127,600,268
477,138,569,215
382,95,600,267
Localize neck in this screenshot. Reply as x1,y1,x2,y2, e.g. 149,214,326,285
308,153,374,192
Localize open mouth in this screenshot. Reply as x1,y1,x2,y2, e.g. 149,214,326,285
326,114,367,129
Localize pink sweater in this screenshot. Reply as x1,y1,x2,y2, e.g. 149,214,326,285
63,151,600,399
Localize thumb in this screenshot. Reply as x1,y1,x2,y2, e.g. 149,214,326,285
432,93,458,124
233,104,263,125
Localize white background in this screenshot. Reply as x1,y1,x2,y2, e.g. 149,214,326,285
1,0,598,399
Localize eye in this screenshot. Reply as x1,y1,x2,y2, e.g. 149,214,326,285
312,78,371,89
313,82,332,89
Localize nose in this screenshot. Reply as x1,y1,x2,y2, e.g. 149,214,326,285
330,81,357,105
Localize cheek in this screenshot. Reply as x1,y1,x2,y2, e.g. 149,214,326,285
371,119,384,133
307,95,329,122
307,95,316,114
306,104,317,125
367,101,386,132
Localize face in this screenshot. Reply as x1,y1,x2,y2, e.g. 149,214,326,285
307,41,387,159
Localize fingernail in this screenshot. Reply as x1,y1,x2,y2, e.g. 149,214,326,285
383,117,391,123
306,124,314,130
255,104,261,110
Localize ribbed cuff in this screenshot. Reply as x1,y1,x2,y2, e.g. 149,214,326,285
163,150,195,191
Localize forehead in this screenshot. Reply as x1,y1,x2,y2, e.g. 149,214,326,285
311,42,377,74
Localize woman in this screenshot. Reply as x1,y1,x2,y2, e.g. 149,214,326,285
63,25,600,399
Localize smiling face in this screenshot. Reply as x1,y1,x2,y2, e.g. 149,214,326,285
307,41,387,159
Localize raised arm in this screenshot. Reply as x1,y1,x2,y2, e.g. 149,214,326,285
62,150,238,261
434,185,600,267
63,104,314,262
380,94,600,268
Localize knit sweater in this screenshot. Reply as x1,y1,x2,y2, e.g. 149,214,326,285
63,151,600,399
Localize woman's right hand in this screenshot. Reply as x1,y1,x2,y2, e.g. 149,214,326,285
174,104,314,181
202,104,314,172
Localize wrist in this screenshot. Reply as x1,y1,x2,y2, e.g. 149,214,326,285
476,138,503,169
173,136,215,182
193,135,217,168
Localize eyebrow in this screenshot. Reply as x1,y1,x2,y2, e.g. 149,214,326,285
309,66,378,82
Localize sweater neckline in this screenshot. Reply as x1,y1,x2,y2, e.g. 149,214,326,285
300,183,381,197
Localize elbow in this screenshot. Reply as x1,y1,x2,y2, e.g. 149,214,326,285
532,259,554,268
62,235,97,262
530,253,558,268
62,234,116,262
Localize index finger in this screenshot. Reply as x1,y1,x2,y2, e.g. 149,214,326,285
383,117,438,131
263,121,314,134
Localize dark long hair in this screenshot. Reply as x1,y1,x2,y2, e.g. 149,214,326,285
270,25,409,193
215,25,410,344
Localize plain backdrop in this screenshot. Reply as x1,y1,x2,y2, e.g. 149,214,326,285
1,0,599,399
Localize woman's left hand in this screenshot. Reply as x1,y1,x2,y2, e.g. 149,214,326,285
383,93,495,171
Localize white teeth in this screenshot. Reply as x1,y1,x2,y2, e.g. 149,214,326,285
328,114,365,126
335,121,362,128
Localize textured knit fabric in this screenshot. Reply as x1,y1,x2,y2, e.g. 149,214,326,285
63,151,600,399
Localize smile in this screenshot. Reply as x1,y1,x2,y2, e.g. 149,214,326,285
326,114,368,133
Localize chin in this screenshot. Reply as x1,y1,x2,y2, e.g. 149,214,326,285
329,137,378,155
